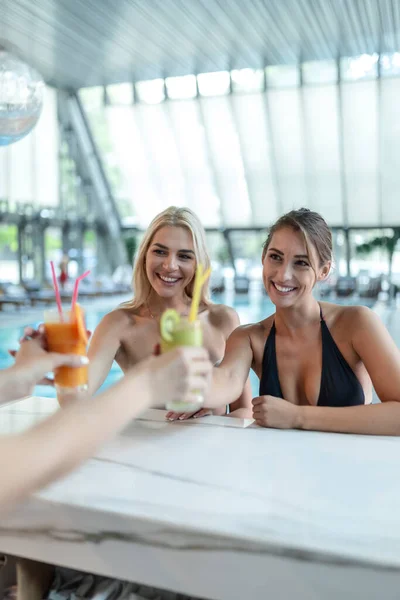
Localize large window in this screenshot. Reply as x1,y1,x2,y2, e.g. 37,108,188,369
78,53,400,232
78,87,133,220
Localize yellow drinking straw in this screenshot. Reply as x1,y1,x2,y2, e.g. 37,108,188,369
189,264,211,322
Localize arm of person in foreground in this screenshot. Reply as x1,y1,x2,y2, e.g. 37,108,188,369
0,338,211,512
0,335,89,403
7,322,92,391
252,307,400,436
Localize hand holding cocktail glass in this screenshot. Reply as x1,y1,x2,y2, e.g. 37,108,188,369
159,264,211,412
9,332,88,402
43,262,91,406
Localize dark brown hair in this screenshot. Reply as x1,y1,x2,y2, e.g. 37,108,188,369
262,208,333,270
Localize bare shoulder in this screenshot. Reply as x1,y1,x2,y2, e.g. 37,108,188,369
344,304,386,333
231,316,273,343
320,301,381,334
89,307,137,358
95,307,135,336
207,303,240,335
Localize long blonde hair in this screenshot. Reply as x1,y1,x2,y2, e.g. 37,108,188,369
121,206,211,312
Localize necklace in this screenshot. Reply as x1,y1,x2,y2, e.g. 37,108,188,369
146,304,158,320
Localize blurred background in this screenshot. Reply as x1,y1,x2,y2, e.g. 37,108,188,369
1,0,400,394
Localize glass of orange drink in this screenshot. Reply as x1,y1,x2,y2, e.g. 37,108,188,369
44,304,88,407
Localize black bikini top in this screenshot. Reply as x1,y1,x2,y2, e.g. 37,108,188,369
259,307,365,407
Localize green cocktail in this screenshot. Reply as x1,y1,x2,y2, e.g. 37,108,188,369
160,310,204,412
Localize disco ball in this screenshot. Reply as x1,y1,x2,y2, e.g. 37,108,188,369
0,49,44,146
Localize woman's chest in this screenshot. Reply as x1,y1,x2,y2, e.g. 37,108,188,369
118,320,160,370
256,326,362,406
275,337,323,405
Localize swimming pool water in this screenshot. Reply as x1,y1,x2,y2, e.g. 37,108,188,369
0,293,374,399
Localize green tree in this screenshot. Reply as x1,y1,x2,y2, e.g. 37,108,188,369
0,225,18,254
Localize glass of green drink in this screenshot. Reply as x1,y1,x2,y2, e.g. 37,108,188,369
160,310,204,412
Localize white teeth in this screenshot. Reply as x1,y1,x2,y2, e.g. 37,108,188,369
274,283,295,293
159,275,179,283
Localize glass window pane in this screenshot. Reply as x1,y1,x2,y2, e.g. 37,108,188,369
9,133,34,203
380,78,400,223
266,65,300,88
340,54,379,81
302,85,343,225
342,81,379,225
167,100,221,227
165,75,197,99
106,83,134,105
79,92,128,209
231,93,279,226
231,69,265,93
105,104,172,226
380,53,400,77
197,71,231,97
134,103,186,208
302,60,338,85
200,95,251,226
135,79,165,104
267,88,308,211
32,86,59,206
79,86,104,110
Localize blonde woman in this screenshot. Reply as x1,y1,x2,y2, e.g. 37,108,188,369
88,206,252,419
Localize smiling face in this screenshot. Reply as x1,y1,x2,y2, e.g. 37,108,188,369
145,225,196,300
262,226,330,308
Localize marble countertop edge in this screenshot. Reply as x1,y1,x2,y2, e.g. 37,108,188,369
4,495,400,573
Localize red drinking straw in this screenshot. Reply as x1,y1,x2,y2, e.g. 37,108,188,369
50,261,63,320
71,270,91,312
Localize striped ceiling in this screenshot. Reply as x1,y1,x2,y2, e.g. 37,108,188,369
1,0,400,89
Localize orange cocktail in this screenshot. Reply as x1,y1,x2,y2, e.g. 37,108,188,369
44,305,88,406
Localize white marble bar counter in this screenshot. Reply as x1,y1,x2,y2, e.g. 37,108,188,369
0,396,400,599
